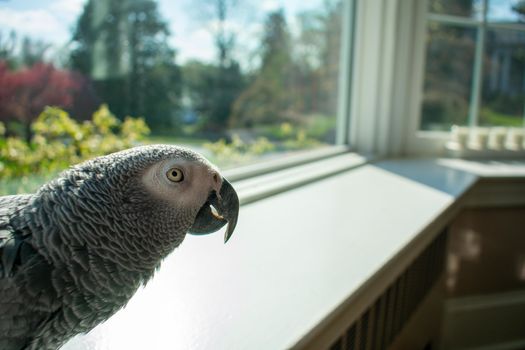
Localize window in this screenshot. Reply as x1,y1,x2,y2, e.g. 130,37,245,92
0,0,353,195
422,0,525,131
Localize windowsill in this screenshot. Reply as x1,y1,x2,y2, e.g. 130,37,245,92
224,145,353,182
231,151,369,205
61,157,525,350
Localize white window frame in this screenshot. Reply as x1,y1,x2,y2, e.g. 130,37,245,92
406,0,451,156
349,0,435,156
221,0,366,204
220,0,357,183
350,0,525,157
427,1,525,128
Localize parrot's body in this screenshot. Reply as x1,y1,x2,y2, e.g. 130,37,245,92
0,145,239,350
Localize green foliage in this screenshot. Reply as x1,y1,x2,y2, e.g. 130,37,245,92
284,131,321,150
513,0,525,19
421,23,475,130
0,30,51,70
230,10,298,128
0,105,150,183
479,108,524,127
203,124,324,167
264,122,295,140
262,116,336,141
304,115,337,141
204,135,276,167
180,60,245,133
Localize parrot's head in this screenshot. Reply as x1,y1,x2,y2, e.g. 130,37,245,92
137,145,239,243
67,145,239,249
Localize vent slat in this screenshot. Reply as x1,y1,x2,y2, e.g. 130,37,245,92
386,284,398,345
330,337,343,350
345,324,357,350
359,309,369,350
370,298,381,350
392,275,405,337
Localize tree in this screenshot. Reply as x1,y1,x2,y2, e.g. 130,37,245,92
70,0,182,131
295,0,343,116
231,9,298,127
180,59,245,133
0,31,18,69
0,31,52,70
428,0,477,16
513,0,525,20
0,62,14,119
69,0,95,75
20,37,51,68
209,0,237,68
0,62,81,141
208,60,245,132
422,24,477,129
181,61,218,125
190,0,242,68
184,0,247,133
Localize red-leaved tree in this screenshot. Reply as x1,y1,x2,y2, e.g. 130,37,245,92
0,61,17,124
0,61,84,140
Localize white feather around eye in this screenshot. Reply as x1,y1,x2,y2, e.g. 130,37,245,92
141,158,213,208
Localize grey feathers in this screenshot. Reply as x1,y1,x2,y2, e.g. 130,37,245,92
0,194,34,279
0,145,239,350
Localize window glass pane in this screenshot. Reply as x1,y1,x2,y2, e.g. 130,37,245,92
428,0,484,19
480,28,525,126
421,23,477,130
488,0,525,22
0,0,345,195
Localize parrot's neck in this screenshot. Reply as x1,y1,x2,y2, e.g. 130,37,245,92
30,182,190,276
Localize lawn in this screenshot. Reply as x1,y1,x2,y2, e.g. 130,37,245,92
480,108,524,127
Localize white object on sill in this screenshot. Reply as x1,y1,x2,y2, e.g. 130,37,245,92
467,127,489,151
487,127,507,150
446,125,525,158
446,125,469,151
505,127,525,151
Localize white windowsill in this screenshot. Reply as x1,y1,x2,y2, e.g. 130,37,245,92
224,145,352,182
62,157,525,350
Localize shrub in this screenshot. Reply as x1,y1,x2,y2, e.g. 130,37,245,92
203,126,322,168
0,105,150,181
204,134,276,167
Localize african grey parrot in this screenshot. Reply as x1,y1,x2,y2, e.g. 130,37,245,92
0,145,239,350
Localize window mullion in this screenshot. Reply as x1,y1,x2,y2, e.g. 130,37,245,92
336,0,356,146
487,22,525,32
522,83,525,128
467,0,488,127
427,13,480,27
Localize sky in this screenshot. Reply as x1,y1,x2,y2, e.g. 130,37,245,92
0,0,325,66
488,0,522,20
0,0,520,66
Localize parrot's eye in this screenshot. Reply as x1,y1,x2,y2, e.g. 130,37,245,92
166,167,184,182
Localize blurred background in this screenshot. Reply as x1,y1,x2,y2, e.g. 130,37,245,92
0,0,342,194
0,0,524,194
423,0,525,131
0,2,524,348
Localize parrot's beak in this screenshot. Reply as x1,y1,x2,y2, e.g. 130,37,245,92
188,178,239,243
